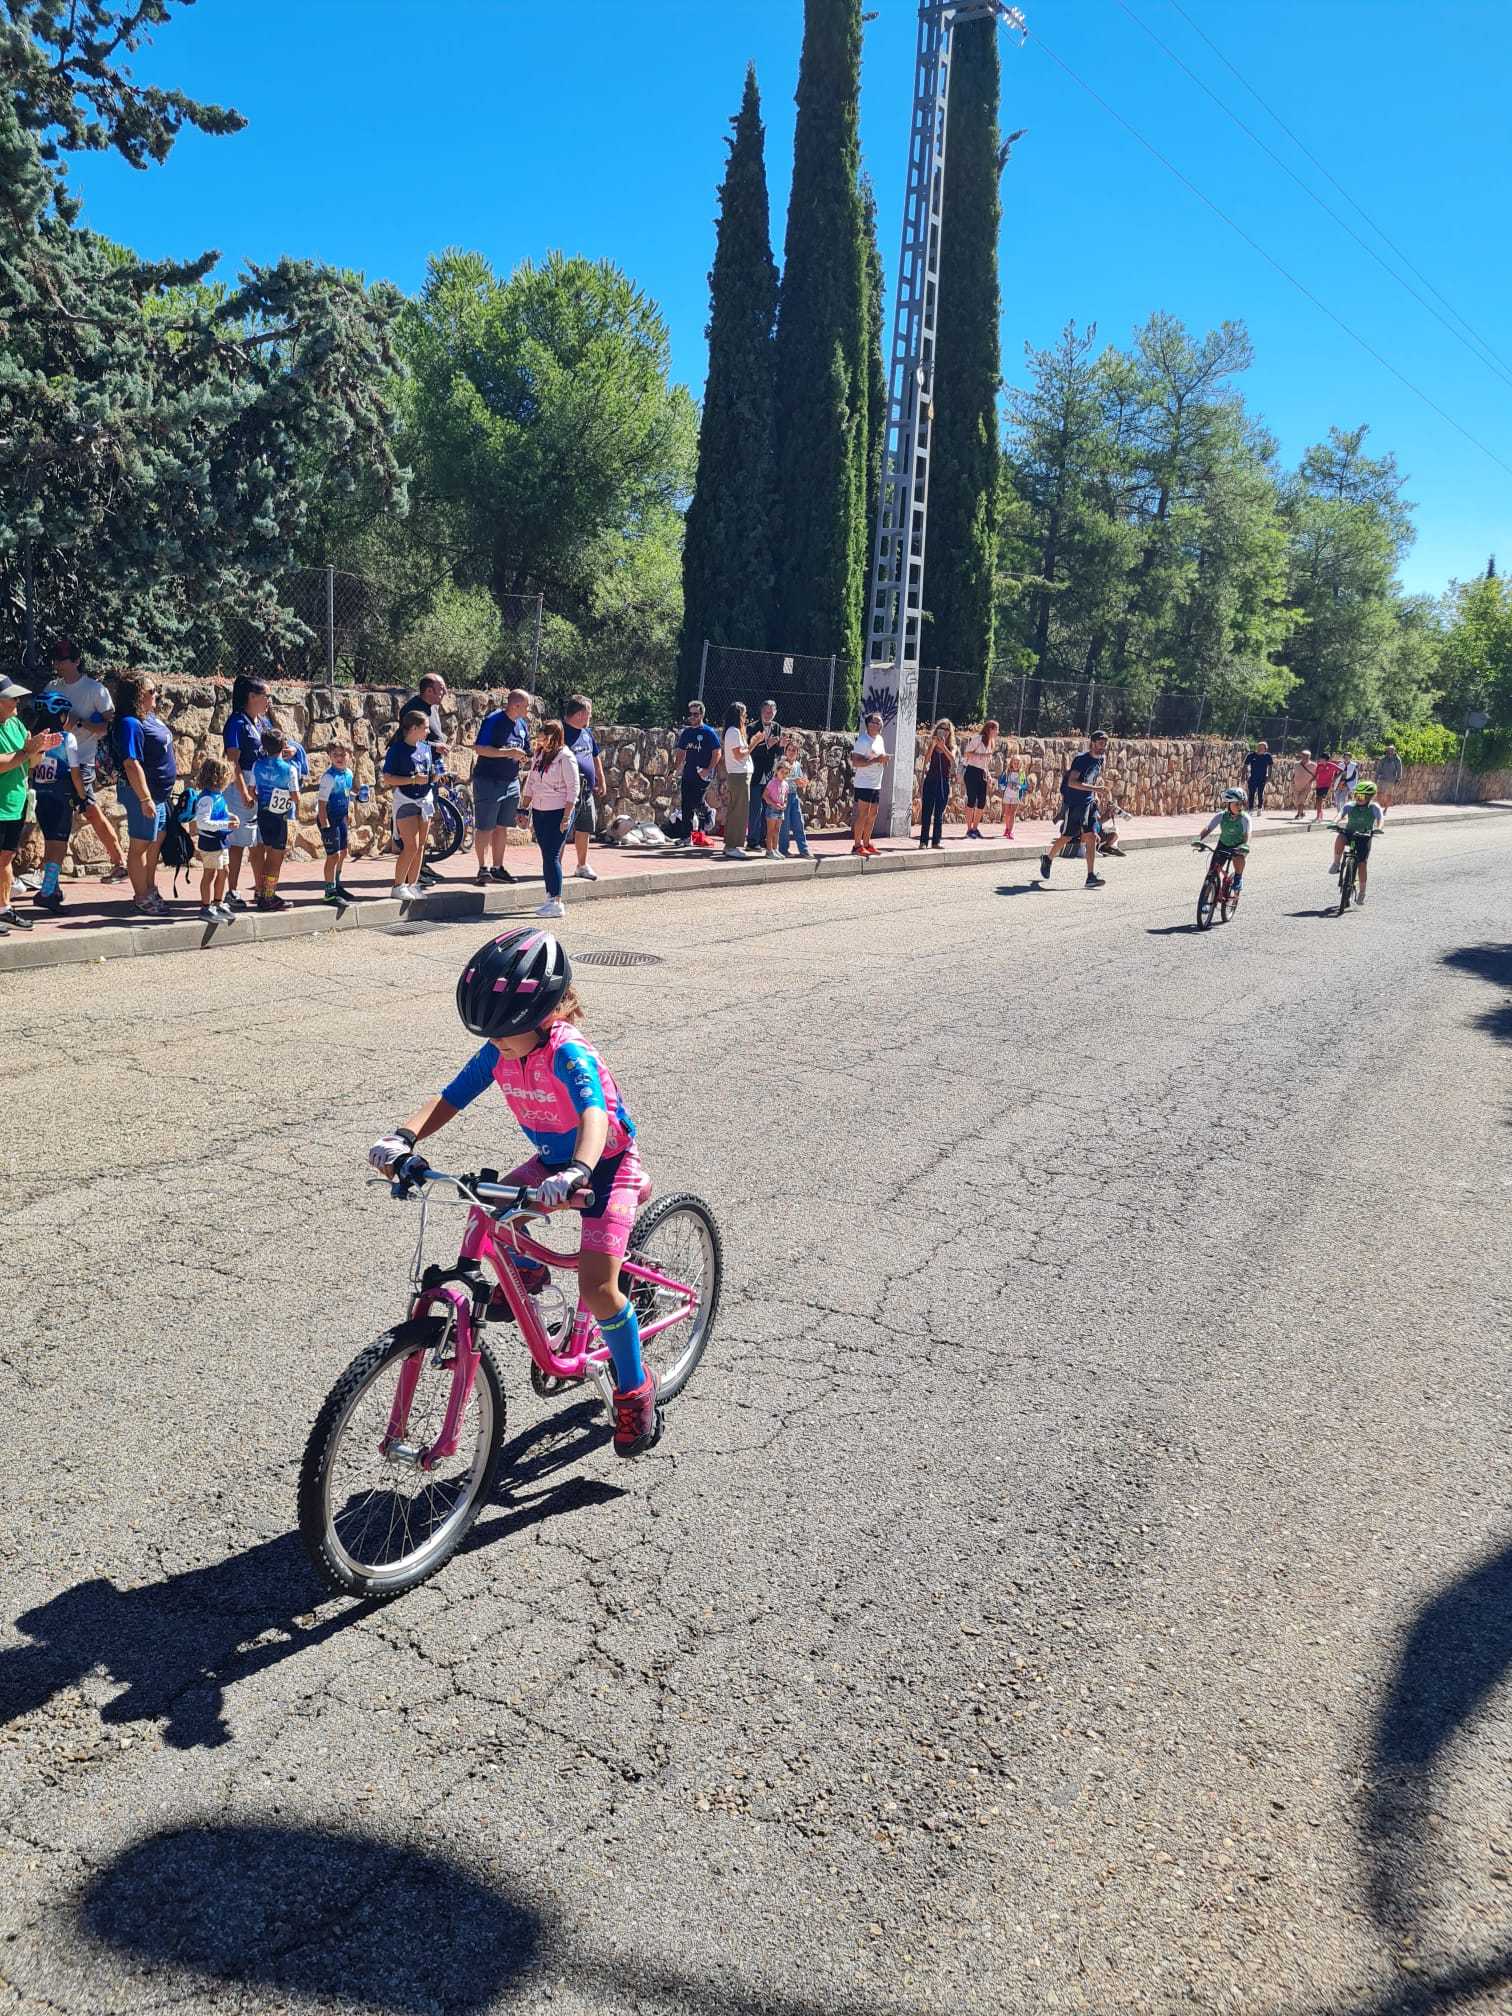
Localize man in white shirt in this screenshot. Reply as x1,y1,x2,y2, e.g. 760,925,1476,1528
43,637,128,881
849,711,889,854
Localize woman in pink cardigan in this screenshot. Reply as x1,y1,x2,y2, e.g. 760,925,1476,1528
521,719,581,918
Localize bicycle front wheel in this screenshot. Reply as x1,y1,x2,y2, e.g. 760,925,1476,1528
299,1319,506,1600
1196,873,1219,930
425,791,470,866
1338,854,1356,913
625,1193,722,1403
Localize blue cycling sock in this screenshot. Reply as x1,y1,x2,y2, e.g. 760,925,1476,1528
40,861,61,896
596,1300,645,1392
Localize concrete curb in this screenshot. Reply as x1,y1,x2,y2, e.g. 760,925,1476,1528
2,804,1505,975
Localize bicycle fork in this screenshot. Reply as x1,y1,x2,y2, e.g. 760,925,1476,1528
381,1284,480,1471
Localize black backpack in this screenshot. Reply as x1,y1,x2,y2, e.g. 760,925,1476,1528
160,783,199,888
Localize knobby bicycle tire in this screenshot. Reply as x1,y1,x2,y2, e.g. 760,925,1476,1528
1220,876,1240,924
424,791,469,866
625,1192,723,1403
1338,854,1356,914
299,1318,507,1601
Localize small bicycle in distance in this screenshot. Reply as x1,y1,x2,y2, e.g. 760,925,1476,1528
1328,822,1380,915
1192,838,1243,930
299,1156,721,1600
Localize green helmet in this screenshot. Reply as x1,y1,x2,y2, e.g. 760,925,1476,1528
1355,780,1377,798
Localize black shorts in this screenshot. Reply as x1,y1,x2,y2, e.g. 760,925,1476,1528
853,787,880,806
1344,832,1373,862
0,816,25,852
1314,786,1331,804
1061,795,1098,841
33,792,77,844
963,766,988,810
256,809,289,850
320,818,349,858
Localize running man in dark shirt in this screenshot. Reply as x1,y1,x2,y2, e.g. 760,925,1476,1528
1241,741,1274,812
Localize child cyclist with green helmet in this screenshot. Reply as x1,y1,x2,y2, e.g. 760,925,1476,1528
1331,779,1383,902
1193,787,1253,892
367,926,662,1457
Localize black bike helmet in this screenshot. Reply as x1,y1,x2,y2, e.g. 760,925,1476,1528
456,926,571,1039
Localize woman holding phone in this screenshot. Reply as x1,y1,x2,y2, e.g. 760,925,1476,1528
0,677,64,933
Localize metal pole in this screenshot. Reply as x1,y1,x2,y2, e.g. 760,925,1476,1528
1015,672,1026,737
929,665,940,724
1240,698,1250,742
697,639,709,706
1193,691,1206,738
1453,730,1468,805
529,593,544,690
22,537,37,674
1145,690,1156,738
1086,678,1096,735
1280,715,1290,759
825,654,837,733
325,564,336,687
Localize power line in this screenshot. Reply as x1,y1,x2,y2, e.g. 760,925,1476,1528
1164,0,1512,382
1028,31,1512,483
1111,0,1512,398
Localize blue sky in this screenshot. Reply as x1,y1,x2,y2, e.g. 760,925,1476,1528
70,0,1512,597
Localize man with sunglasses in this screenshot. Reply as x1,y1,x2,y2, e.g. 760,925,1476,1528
674,699,720,846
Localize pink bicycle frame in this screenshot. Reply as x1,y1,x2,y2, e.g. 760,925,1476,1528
381,1199,697,1472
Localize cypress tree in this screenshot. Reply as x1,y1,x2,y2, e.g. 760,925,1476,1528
678,66,779,703
861,174,888,613
773,0,868,711
926,15,1003,704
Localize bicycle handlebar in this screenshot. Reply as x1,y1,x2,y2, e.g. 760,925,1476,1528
386,1155,542,1214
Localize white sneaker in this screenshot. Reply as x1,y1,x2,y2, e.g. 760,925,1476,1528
722,847,748,860
574,865,599,882
537,898,566,918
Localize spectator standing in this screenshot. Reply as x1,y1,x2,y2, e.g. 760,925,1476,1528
674,699,720,847
918,719,956,849
28,698,87,913
222,675,271,910
562,695,604,882
961,719,998,838
0,678,63,935
470,688,530,886
1241,740,1274,812
760,759,791,857
776,734,812,858
1038,728,1109,889
250,727,297,912
1337,753,1360,810
850,711,888,855
1312,751,1340,821
317,738,357,904
721,702,753,861
113,672,178,916
1289,749,1316,820
382,707,437,901
399,674,449,888
1375,740,1404,811
747,699,782,848
521,718,580,919
189,755,234,919
43,637,128,883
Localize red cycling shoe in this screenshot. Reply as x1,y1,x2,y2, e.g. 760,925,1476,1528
612,1373,663,1459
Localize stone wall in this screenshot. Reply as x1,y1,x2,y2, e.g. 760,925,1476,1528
35,679,1512,875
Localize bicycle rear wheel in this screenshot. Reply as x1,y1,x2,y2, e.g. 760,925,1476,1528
1337,853,1356,913
1196,872,1220,930
299,1318,506,1600
1219,874,1240,924
624,1193,722,1403
425,789,471,866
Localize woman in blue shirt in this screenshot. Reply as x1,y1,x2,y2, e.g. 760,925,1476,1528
113,673,178,915
222,675,271,911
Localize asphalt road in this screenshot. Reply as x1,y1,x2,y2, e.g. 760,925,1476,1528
3,815,1510,2016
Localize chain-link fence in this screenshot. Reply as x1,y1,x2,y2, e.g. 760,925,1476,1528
201,569,545,691
696,642,840,731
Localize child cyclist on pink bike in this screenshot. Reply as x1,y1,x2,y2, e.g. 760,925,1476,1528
368,926,662,1457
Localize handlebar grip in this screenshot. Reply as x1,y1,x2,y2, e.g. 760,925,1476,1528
391,1153,431,1195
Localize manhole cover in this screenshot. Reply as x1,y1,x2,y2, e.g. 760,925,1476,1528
573,949,665,968
384,921,448,936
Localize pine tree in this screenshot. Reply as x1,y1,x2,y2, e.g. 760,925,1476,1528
773,0,868,710
861,175,888,609
678,66,779,702
925,14,1002,705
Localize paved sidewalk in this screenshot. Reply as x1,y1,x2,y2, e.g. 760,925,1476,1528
1,799,1503,973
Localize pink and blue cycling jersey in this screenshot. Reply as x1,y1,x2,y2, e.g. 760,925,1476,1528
440,1021,636,1168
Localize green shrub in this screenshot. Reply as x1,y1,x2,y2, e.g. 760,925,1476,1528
1374,721,1460,766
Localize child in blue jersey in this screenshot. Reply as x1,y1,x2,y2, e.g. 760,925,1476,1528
369,926,662,1458
317,737,355,903
190,755,234,918
251,728,297,912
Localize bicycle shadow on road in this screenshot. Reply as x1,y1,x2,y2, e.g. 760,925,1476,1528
72,1821,908,2016
994,881,1044,898
0,1405,620,1752
1440,942,1512,1051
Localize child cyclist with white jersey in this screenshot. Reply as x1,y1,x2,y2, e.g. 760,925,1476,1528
1193,787,1253,893
368,927,662,1457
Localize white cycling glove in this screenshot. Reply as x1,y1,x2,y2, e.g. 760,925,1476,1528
536,1162,592,1208
369,1129,416,1173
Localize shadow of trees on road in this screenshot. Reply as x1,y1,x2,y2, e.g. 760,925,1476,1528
1441,943,1512,1050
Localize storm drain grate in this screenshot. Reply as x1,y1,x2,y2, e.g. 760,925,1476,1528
384,921,448,937
573,949,665,969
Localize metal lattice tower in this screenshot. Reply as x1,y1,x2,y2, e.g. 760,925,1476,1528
865,1,1026,836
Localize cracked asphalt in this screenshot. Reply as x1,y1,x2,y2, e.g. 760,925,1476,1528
2,814,1510,2016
